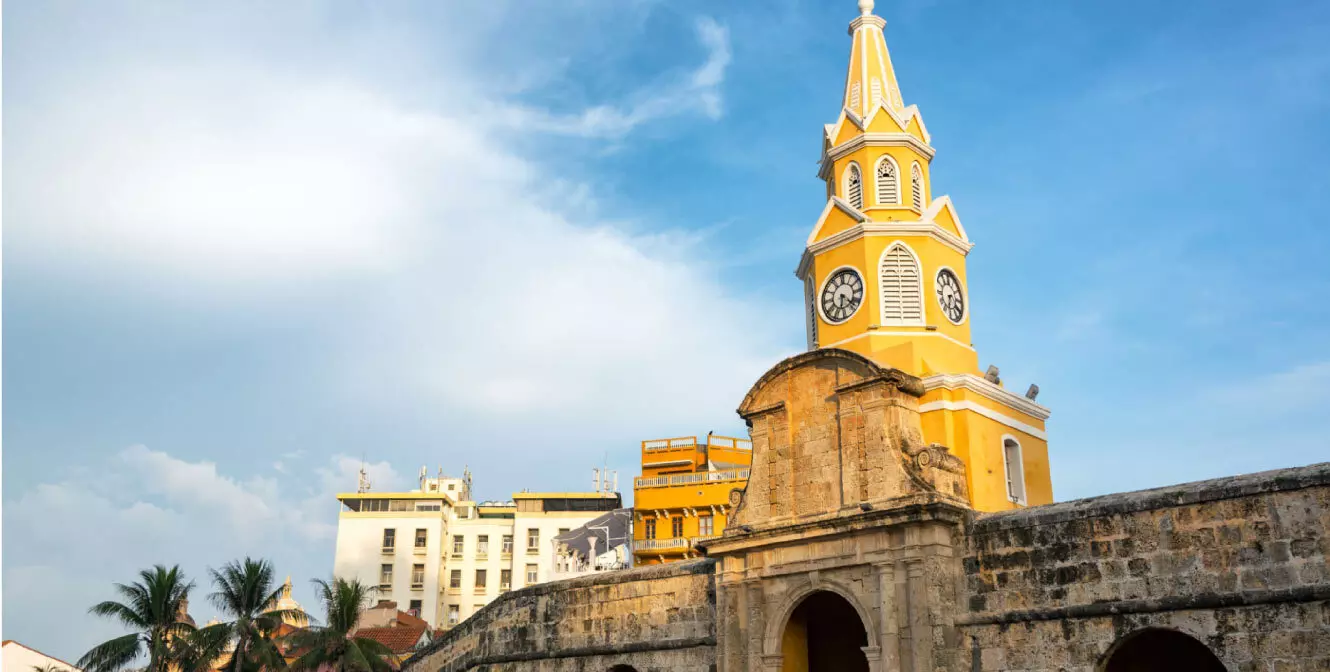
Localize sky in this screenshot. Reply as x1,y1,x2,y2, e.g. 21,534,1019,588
4,0,1330,660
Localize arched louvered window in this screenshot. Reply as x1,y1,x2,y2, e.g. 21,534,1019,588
850,82,861,112
805,274,818,350
875,157,899,205
845,164,863,210
870,78,882,107
879,243,923,325
1002,436,1026,505
910,163,924,209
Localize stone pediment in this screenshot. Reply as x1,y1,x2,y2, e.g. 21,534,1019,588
727,348,967,534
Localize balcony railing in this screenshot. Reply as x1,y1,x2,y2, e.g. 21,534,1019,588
642,436,700,452
634,537,690,551
635,468,750,489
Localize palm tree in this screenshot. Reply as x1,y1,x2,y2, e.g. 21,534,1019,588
78,565,196,672
33,665,69,672
208,558,306,672
286,578,397,672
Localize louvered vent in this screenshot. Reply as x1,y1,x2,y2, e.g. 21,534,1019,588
846,165,863,210
880,244,923,324
911,163,924,209
876,159,898,205
871,78,882,107
850,82,861,112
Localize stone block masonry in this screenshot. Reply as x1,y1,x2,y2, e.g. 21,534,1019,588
404,559,717,672
959,462,1330,672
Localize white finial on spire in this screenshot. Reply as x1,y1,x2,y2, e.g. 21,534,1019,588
859,0,875,16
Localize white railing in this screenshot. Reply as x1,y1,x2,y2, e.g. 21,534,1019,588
706,436,752,451
633,537,690,551
635,469,750,489
643,437,699,452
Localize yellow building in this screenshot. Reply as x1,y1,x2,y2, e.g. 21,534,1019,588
797,0,1052,512
632,435,752,564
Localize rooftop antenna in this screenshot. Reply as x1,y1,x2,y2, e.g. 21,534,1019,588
357,462,372,494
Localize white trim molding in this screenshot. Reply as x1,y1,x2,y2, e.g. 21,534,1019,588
920,372,1051,420
917,400,1048,441
819,133,936,180
797,218,973,280
816,329,976,353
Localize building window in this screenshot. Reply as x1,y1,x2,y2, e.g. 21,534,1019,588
845,163,863,210
879,242,923,325
452,535,464,556
449,569,462,589
477,534,489,556
875,156,899,205
382,529,395,551
501,534,514,555
379,564,393,587
411,564,424,587
408,599,422,616
500,569,512,592
414,528,427,548
447,604,459,626
558,528,570,536
911,162,924,209
671,516,684,538
698,515,713,536
527,529,539,552
644,518,656,539
475,569,487,590
525,564,538,585
1003,437,1027,505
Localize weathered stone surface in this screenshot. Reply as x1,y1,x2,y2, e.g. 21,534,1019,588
958,462,1330,672
403,559,716,672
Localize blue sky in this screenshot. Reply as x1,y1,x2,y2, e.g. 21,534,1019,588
5,0,1330,659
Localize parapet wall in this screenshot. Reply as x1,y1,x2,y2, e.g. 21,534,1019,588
403,559,717,672
959,462,1330,671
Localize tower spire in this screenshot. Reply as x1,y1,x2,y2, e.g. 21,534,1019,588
842,0,905,118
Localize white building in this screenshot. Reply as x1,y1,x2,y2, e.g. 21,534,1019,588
2,641,81,672
332,467,622,629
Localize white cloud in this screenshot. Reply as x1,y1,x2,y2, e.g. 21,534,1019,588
3,447,403,660
491,17,732,138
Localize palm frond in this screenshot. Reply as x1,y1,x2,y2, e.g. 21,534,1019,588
77,633,142,672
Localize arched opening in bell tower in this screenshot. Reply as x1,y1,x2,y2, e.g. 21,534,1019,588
1099,628,1226,672
779,590,869,672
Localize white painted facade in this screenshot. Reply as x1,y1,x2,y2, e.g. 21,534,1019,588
333,470,621,629
3,641,81,672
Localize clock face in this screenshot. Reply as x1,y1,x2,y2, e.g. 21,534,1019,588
935,268,966,324
820,268,864,324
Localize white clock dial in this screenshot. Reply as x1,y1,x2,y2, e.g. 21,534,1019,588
819,268,864,324
935,268,966,324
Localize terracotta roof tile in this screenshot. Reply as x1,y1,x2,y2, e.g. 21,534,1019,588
355,624,427,654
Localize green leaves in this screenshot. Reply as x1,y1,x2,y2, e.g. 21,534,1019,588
79,565,195,672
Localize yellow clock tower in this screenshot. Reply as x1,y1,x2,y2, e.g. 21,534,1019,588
799,0,1053,511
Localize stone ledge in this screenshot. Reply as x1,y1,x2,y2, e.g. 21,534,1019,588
957,583,1330,626
970,462,1330,533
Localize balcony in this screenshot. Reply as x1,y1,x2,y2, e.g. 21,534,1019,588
633,537,690,552
381,546,395,555
635,468,750,489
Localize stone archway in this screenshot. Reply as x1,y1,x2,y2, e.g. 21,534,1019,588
778,590,870,672
606,666,638,672
1100,628,1226,672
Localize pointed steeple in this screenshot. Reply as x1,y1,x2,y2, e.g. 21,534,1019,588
842,0,906,118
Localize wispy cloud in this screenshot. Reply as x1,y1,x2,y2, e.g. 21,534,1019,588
489,17,731,138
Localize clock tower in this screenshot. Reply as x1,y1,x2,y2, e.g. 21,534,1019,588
798,0,1053,511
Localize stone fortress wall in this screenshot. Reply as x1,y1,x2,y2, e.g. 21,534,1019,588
959,463,1330,671
406,559,717,672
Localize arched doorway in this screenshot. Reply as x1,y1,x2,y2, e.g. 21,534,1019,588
1101,628,1226,672
780,590,869,672
606,666,638,672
